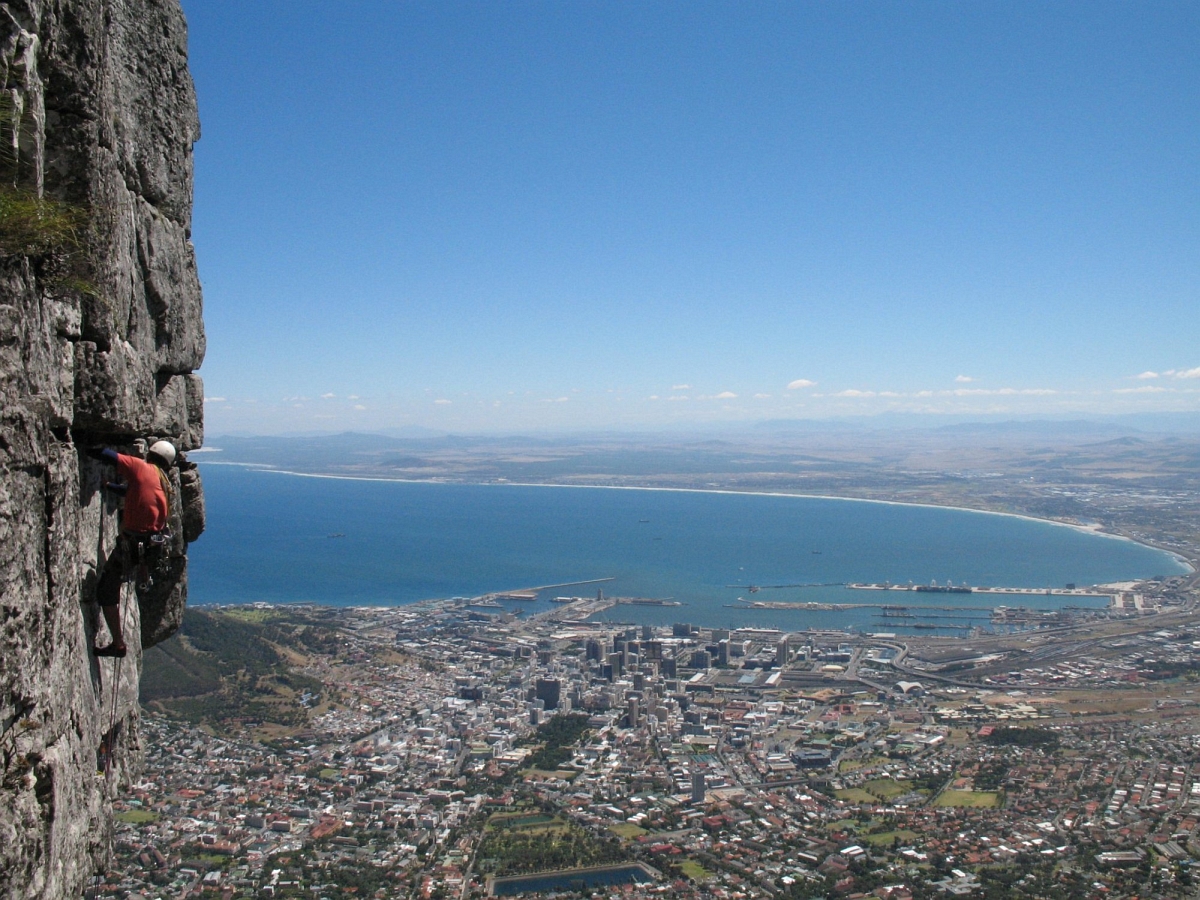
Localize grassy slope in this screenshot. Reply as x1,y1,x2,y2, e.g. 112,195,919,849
141,608,329,735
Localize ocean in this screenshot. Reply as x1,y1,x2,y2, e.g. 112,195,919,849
188,463,1190,633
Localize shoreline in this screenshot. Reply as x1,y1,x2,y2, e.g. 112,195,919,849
198,461,1196,575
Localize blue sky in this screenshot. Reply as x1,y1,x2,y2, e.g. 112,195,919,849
183,1,1200,434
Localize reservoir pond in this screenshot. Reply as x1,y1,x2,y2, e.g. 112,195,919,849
491,864,656,895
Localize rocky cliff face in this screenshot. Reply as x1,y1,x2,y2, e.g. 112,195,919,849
0,2,205,897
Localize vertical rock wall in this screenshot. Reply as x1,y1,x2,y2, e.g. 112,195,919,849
0,2,205,897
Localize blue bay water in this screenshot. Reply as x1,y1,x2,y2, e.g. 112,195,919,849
189,464,1189,633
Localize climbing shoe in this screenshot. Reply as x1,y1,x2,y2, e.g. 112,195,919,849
93,644,127,658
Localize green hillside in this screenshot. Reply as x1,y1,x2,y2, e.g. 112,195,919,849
141,607,329,737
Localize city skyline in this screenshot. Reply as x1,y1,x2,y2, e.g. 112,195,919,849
183,1,1200,434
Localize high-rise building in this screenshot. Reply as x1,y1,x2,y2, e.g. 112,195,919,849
691,770,706,805
535,678,561,710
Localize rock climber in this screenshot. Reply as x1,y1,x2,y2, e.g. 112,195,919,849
86,440,176,658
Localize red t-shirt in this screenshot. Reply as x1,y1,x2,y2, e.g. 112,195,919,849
116,453,170,533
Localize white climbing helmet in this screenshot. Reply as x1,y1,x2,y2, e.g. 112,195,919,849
148,440,177,467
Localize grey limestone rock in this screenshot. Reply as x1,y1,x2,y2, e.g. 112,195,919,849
0,2,206,897
178,451,205,544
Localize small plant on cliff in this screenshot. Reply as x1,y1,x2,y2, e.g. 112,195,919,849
0,185,98,297
0,89,96,294
0,187,85,258
0,90,81,257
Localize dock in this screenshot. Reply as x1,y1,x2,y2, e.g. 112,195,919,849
847,582,1122,599
729,599,986,612
466,577,617,606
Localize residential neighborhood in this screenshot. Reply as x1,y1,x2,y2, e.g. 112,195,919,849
96,580,1200,899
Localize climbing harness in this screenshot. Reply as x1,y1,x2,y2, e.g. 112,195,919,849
129,529,171,591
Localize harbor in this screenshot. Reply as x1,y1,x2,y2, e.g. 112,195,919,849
456,572,1141,635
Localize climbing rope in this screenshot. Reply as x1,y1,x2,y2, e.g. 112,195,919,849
95,486,106,636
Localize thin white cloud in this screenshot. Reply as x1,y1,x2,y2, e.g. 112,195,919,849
1176,367,1200,379
320,392,336,399
648,395,660,401
204,396,226,403
1114,385,1168,394
878,391,902,397
950,388,1057,396
540,397,569,403
671,384,692,391
347,394,360,400
787,379,816,390
1135,371,1159,380
353,404,367,410
667,395,689,402
915,390,934,398
715,391,737,400
836,389,876,398
753,393,771,399
955,375,973,383
433,399,452,405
